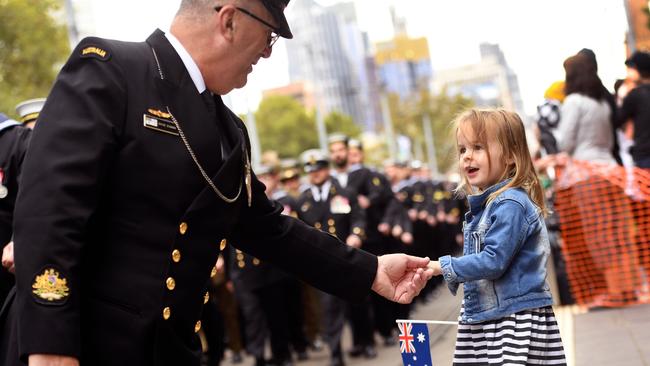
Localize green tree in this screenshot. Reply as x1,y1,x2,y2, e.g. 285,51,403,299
324,111,361,139
252,95,319,158
386,90,474,174
0,0,70,117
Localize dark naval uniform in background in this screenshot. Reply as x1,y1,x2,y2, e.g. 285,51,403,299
296,178,365,364
0,115,31,307
0,30,377,366
229,189,308,365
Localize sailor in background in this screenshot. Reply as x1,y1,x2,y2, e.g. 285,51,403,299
1,98,45,308
296,149,365,366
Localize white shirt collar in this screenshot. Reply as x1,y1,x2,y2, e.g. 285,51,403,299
165,32,206,94
311,180,332,202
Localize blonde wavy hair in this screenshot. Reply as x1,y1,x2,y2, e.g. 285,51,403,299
453,108,547,216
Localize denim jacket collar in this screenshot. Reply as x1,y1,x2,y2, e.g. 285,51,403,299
467,179,511,216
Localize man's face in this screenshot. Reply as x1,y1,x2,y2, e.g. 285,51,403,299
282,177,300,192
384,164,397,182
328,142,348,169
308,168,329,186
348,147,363,165
258,173,279,195
206,3,276,93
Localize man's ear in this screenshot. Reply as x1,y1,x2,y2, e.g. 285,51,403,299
217,6,236,41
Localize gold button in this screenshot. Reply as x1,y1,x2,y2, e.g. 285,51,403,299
210,266,217,278
238,261,245,268
163,307,171,320
219,239,227,251
179,222,188,235
172,250,181,263
236,253,244,261
315,222,322,230
253,258,260,266
353,227,362,235
329,227,336,234
194,320,202,333
328,219,335,226
166,277,176,291
204,292,210,304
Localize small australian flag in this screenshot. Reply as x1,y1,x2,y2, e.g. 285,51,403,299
398,321,433,366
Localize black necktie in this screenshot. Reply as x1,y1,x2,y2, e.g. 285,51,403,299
201,90,230,158
201,90,217,118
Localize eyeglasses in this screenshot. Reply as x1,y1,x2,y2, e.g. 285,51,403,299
214,6,280,48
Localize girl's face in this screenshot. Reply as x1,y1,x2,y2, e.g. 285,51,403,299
457,125,508,191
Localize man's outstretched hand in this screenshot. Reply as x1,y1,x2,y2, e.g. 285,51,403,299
371,254,434,304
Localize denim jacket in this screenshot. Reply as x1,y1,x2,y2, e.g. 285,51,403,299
439,180,553,324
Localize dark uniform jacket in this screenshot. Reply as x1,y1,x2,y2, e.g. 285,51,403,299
296,179,365,243
0,30,377,366
0,124,30,306
346,166,392,253
0,124,30,247
228,190,297,292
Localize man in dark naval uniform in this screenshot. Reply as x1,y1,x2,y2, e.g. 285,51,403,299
0,113,31,306
1,99,45,305
0,1,433,366
229,164,308,366
296,149,365,366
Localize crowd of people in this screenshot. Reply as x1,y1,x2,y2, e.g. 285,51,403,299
199,134,465,366
1,0,649,364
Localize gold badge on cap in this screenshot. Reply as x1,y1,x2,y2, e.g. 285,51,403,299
32,268,70,304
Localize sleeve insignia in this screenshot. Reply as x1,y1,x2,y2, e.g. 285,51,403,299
32,268,70,304
80,45,110,61
413,193,425,203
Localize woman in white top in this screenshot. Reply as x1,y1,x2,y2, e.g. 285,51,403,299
555,54,615,164
554,54,641,309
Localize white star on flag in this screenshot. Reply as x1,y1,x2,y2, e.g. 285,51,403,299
417,332,426,343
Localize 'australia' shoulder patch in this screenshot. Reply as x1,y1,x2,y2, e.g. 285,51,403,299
32,267,70,305
80,45,111,61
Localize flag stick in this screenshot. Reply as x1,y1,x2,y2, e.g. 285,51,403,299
396,319,457,325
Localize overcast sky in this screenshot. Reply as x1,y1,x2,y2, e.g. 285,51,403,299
82,0,630,117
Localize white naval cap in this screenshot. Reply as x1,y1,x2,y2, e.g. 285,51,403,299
15,98,46,124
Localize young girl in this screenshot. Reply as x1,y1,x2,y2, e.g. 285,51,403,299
430,109,566,365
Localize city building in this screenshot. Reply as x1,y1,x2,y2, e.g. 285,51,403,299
262,82,316,110
285,0,380,131
373,7,433,100
63,0,96,47
624,0,650,52
432,43,525,115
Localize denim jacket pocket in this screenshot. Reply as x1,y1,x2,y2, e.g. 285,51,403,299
476,279,498,310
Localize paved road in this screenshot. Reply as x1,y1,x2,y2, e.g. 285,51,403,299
220,285,462,366
219,287,650,366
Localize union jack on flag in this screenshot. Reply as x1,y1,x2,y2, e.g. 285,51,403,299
397,321,433,366
398,321,416,353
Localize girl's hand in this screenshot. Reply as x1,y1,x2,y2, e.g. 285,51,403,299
427,261,442,276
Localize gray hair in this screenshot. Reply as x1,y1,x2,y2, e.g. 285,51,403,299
176,0,244,17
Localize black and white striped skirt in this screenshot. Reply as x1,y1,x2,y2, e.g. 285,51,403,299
453,306,566,365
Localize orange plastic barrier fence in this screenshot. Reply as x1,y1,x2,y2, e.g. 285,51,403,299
554,160,650,308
